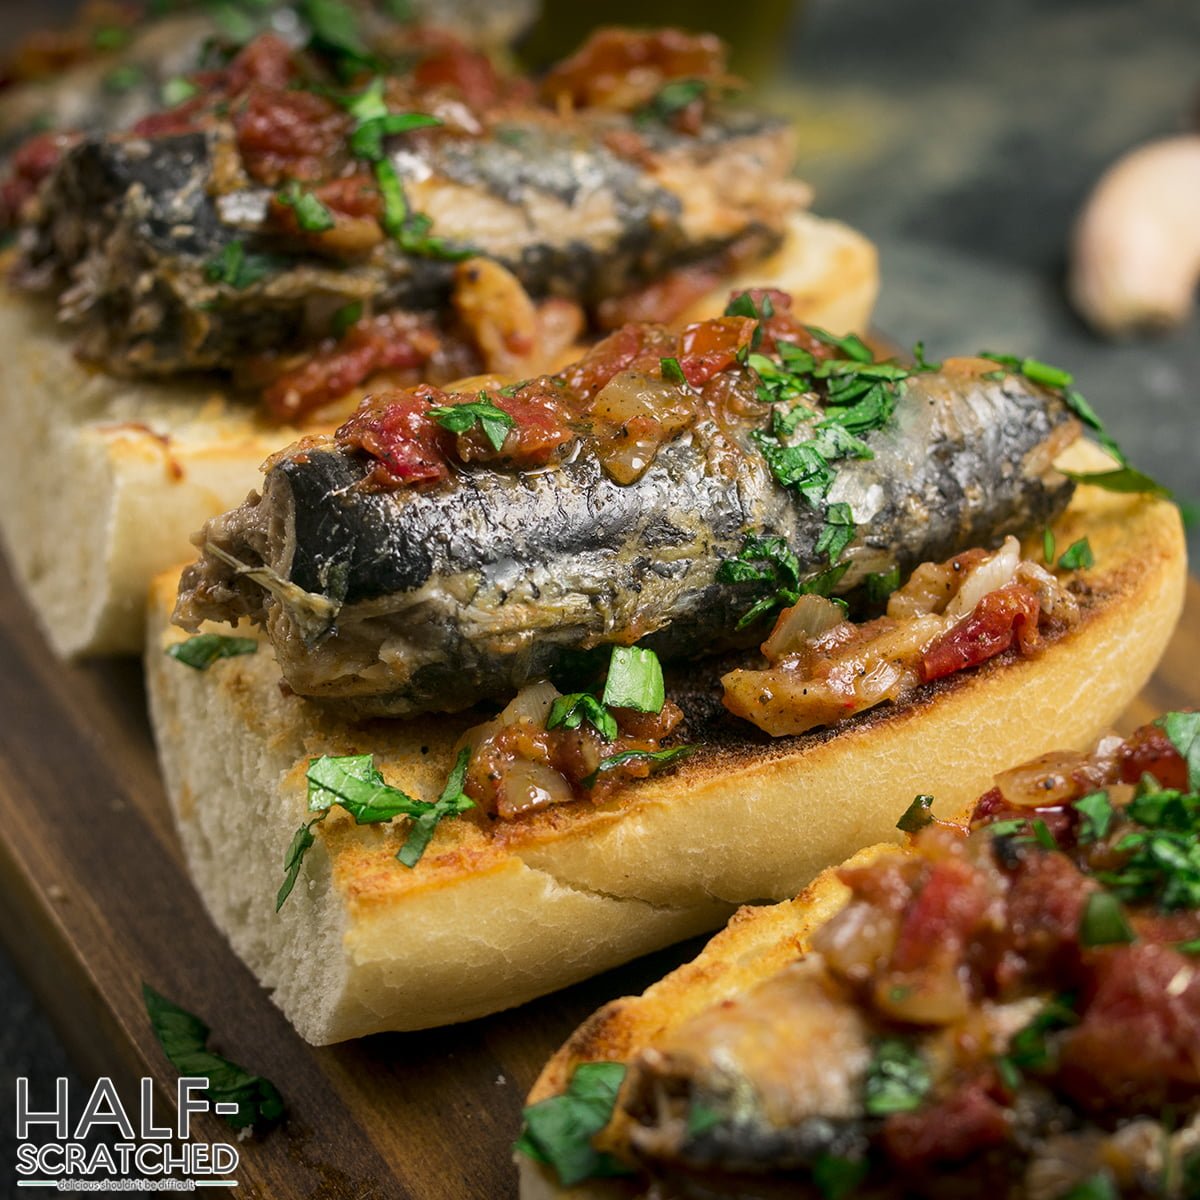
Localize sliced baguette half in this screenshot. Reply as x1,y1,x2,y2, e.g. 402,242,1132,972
144,439,1184,1044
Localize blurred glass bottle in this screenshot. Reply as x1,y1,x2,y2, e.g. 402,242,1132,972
517,0,800,86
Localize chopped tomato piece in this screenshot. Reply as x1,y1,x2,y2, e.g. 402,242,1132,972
920,584,1041,683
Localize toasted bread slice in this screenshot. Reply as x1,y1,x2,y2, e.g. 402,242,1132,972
0,211,878,658
144,440,1184,1045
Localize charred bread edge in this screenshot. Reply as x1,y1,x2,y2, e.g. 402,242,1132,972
0,210,877,658
144,440,1184,1045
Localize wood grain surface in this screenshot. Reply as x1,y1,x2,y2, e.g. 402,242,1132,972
0,558,1196,1199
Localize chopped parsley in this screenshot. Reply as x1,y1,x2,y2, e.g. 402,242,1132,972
636,78,708,125
428,397,514,452
1056,537,1094,571
103,64,145,94
1161,711,1200,790
717,533,851,628
332,300,363,337
685,1102,723,1138
581,746,695,790
1074,791,1114,844
143,985,284,1131
726,328,911,623
601,646,665,714
1043,527,1056,564
1062,465,1171,499
1079,890,1137,947
204,240,284,289
397,747,474,868
863,1037,931,1115
1059,1172,1118,1200
896,794,935,834
660,356,687,385
812,1153,869,1200
276,181,335,233
350,110,442,161
338,79,472,261
93,24,132,51
166,633,257,670
298,0,376,79
277,751,475,908
514,1062,634,1187
338,80,472,265
995,994,1077,1089
814,501,855,563
547,693,618,742
546,645,666,742
864,563,901,606
162,76,200,105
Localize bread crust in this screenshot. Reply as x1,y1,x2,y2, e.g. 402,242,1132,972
0,212,877,658
145,439,1185,1045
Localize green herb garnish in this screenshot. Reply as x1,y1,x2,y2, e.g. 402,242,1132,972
204,240,283,289
397,747,474,868
1075,791,1114,844
547,694,618,742
637,78,708,125
514,1062,634,1187
143,984,284,1131
601,646,665,714
911,340,940,372
1059,1173,1118,1200
896,794,934,834
93,24,131,51
350,110,442,161
1055,537,1094,571
278,752,475,907
865,564,901,606
1079,890,1137,947
864,1037,931,1115
166,633,257,670
1043,527,1056,564
298,0,376,78
812,1154,869,1200
332,300,363,337
276,181,335,233
162,76,199,105
660,356,687,385
582,746,695,790
814,501,856,564
685,1102,722,1138
996,994,1077,1088
1159,711,1200,791
103,64,145,93
717,534,851,628
428,397,514,452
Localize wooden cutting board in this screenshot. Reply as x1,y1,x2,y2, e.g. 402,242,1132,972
0,559,1196,1199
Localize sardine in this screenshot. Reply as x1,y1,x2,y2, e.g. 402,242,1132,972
23,111,792,377
175,349,1079,718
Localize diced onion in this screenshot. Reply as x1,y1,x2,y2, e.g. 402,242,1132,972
496,758,575,819
763,595,847,660
945,536,1021,618
994,750,1091,808
498,679,561,727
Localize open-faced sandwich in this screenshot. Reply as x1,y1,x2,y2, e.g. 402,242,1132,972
519,713,1200,1200
146,294,1184,1044
0,1,876,655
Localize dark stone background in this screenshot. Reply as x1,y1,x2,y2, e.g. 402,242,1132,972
1,0,1197,1187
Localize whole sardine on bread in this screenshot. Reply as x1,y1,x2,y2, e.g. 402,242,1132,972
146,424,1184,1044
